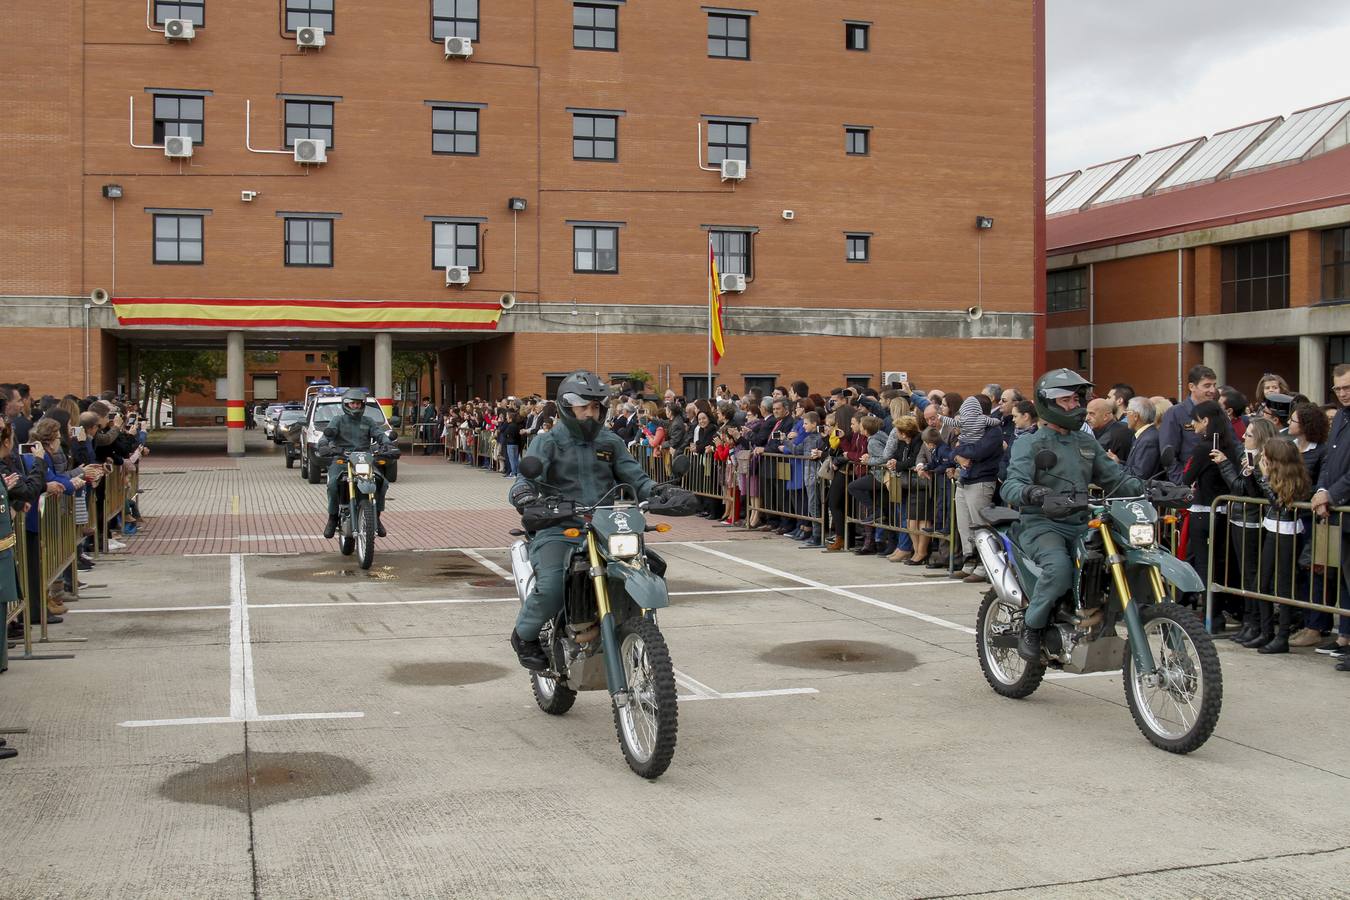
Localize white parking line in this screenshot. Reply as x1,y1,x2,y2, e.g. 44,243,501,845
674,667,817,703
461,548,514,580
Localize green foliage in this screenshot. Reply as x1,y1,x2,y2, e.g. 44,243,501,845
139,350,223,398
627,369,652,387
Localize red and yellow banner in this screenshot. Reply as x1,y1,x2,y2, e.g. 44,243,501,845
226,400,246,429
708,239,726,364
112,297,502,330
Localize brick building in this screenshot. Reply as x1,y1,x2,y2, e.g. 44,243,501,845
1045,98,1350,404
3,1,1044,449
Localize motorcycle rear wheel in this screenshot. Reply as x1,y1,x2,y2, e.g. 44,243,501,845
612,617,678,779
530,622,577,715
976,590,1046,699
1124,602,1221,754
355,498,376,570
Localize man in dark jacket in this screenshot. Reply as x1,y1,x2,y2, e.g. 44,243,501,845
1310,363,1350,669
1159,364,1222,482
318,389,396,538
1087,398,1134,461
1122,397,1162,479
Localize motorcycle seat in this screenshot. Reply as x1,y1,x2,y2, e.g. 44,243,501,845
981,507,1021,527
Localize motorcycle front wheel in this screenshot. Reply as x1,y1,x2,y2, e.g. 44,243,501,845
530,621,577,715
355,498,376,571
612,617,678,780
1123,602,1222,754
976,590,1045,699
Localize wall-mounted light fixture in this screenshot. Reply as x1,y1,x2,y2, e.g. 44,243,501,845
975,215,994,229
508,197,527,212
102,184,123,199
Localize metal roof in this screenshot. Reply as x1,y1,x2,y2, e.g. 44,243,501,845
1045,171,1079,203
1154,118,1279,190
1230,97,1350,173
1046,156,1137,215
1093,138,1203,203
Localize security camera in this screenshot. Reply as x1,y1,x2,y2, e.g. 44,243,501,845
241,191,259,202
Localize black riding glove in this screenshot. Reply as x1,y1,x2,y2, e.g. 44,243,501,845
509,481,540,511
1023,485,1050,507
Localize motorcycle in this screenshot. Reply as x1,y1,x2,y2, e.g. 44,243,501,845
323,442,399,570
510,454,698,779
971,447,1223,754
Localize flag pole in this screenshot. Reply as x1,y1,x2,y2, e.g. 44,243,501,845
707,238,713,400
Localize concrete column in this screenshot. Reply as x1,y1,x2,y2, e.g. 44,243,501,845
374,332,393,421
1299,335,1328,404
1203,341,1226,388
127,346,140,401
226,331,246,457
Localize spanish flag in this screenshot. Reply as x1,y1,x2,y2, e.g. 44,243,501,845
709,237,726,364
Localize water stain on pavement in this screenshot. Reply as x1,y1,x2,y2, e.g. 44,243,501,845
159,752,371,813
759,640,916,673
388,661,509,686
260,553,491,586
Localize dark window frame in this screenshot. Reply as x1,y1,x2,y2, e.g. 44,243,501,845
152,214,204,266
710,229,753,278
1321,226,1350,302
284,99,334,149
845,22,869,51
682,376,714,400
285,0,334,33
431,0,479,41
573,3,618,51
845,233,870,263
152,94,205,146
845,127,869,156
573,225,620,274
155,0,205,26
1220,236,1289,314
706,119,750,167
743,375,776,395
432,222,482,272
283,217,334,268
845,375,871,391
1046,267,1087,313
431,106,479,156
572,113,618,161
707,13,749,59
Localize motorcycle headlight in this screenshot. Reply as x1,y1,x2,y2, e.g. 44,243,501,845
607,533,641,559
1128,523,1155,547
353,462,372,476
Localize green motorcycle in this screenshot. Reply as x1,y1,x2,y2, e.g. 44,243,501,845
972,448,1223,754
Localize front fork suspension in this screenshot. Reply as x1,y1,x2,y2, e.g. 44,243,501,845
1098,525,1157,676
586,532,629,699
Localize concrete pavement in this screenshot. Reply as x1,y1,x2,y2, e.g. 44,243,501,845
1,432,1346,898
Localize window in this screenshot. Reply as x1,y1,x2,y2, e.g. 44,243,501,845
1321,226,1350,301
1221,236,1289,314
707,13,749,59
845,22,869,51
153,95,204,145
284,217,333,267
846,233,870,263
743,375,776,395
153,214,204,265
284,100,334,149
1075,350,1089,371
573,3,617,50
252,375,279,401
845,127,869,156
433,222,480,271
432,0,478,40
432,107,478,155
545,374,567,398
305,353,316,363
706,120,749,166
573,226,619,273
155,0,204,25
845,375,871,391
286,0,333,32
572,113,617,160
1046,267,1087,312
710,230,752,276
683,376,713,400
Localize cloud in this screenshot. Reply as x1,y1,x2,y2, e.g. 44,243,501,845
1047,0,1350,173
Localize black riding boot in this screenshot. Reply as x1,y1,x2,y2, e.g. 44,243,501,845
1017,627,1044,662
323,515,338,539
510,630,548,670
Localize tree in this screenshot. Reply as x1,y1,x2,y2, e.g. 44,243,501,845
138,350,224,428
627,369,653,390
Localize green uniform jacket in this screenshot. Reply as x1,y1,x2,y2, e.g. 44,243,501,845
1002,426,1143,524
514,424,656,511
320,413,391,454
0,484,18,605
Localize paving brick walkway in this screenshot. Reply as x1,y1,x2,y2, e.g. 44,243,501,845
130,428,759,554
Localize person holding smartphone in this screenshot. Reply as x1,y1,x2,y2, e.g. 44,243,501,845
1183,400,1242,628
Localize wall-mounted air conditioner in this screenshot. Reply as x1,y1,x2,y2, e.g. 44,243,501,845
297,26,326,48
164,135,194,158
293,138,327,164
164,18,195,40
446,266,471,286
444,36,473,58
719,272,746,292
720,159,747,181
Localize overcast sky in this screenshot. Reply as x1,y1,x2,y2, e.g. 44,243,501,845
1047,0,1350,174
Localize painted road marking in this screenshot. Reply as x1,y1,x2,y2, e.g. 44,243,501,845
674,667,817,703
119,554,364,728
461,548,514,580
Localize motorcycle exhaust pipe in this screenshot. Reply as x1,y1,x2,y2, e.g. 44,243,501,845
971,528,1025,609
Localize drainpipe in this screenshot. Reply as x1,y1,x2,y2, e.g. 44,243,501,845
1088,262,1095,383
1176,249,1184,399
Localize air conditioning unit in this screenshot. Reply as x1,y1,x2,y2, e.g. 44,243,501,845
164,135,194,158
296,26,326,48
293,138,327,164
163,18,195,40
719,272,746,293
444,36,473,58
720,158,747,181
445,266,471,286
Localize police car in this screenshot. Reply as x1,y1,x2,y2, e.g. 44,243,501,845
298,385,399,484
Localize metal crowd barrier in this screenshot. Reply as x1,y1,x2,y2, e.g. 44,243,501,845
96,466,126,554
7,492,79,664
842,462,959,572
1205,495,1348,633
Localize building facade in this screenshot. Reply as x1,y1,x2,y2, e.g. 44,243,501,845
1045,99,1350,404
3,1,1043,442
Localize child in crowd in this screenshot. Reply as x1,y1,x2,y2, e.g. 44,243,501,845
1245,437,1312,654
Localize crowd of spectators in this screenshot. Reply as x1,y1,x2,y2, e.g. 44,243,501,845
2,383,149,758
420,364,1350,675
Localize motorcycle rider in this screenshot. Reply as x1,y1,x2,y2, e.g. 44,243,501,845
507,371,669,670
1001,370,1145,662
319,388,395,539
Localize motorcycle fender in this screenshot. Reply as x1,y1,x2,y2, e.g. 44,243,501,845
608,562,669,610
355,477,377,495
1125,547,1203,594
